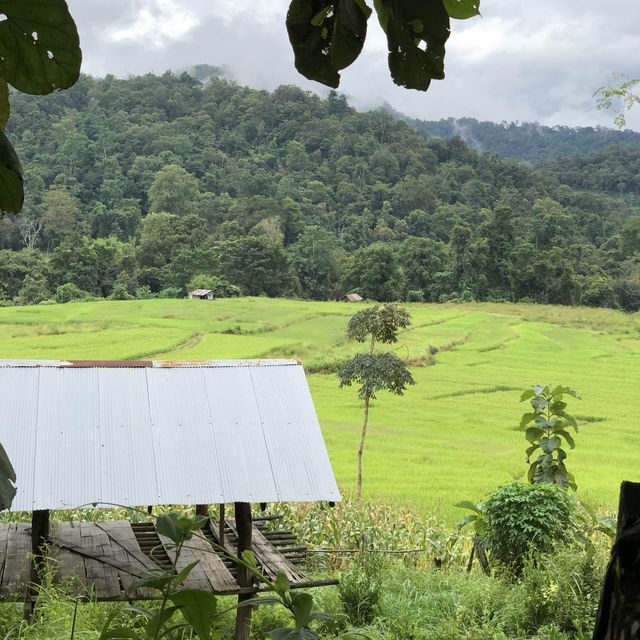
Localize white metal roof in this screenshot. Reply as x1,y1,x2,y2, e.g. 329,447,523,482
0,360,341,511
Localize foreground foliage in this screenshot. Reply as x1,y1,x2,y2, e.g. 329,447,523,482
0,497,611,640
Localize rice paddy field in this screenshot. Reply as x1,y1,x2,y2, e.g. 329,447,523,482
1,297,639,519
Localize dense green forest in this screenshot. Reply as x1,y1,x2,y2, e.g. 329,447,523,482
403,115,640,162
1,71,640,310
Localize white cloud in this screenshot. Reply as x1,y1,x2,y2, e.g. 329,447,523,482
66,0,640,131
108,0,197,47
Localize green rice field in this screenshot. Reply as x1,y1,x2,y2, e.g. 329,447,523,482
1,297,639,518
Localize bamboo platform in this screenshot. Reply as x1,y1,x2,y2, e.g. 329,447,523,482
0,516,333,602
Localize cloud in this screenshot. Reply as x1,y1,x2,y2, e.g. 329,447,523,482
108,0,198,47
66,0,640,131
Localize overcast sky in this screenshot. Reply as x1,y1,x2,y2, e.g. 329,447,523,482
66,0,640,131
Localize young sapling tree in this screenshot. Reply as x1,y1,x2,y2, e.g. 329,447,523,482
338,304,414,499
521,384,580,490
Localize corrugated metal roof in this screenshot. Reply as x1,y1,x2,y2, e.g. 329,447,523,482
0,360,340,511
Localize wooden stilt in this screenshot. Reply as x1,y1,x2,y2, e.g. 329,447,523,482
233,502,253,640
195,504,209,518
24,510,49,619
219,504,225,547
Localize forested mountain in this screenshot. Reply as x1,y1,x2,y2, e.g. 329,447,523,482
2,71,640,310
401,115,640,163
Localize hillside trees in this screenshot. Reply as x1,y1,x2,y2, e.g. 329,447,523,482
1,73,639,307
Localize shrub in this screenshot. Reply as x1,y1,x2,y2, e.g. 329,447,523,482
54,283,89,304
483,482,576,572
157,287,182,298
135,285,154,299
515,546,603,636
407,290,425,303
338,551,384,626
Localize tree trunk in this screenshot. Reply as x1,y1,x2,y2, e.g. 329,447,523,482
356,393,370,500
234,502,253,640
593,481,640,640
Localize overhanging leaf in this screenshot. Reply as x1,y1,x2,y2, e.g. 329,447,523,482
0,79,9,130
443,0,480,19
286,0,371,88
374,0,450,90
170,590,218,640
0,130,23,214
0,0,81,95
0,442,16,511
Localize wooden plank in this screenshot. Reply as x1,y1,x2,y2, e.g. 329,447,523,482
93,521,156,600
241,522,306,583
157,529,210,592
2,525,32,596
54,522,87,590
80,523,120,600
181,531,238,592
0,523,10,594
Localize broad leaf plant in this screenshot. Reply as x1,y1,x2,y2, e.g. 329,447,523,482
287,0,481,91
521,384,580,491
0,0,82,214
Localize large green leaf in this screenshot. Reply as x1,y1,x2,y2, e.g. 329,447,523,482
0,130,23,214
0,443,16,511
291,592,314,629
525,426,544,444
374,0,450,90
0,79,9,130
286,0,371,88
170,590,218,640
0,0,81,95
443,0,480,19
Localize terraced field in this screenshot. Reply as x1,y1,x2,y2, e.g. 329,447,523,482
1,298,639,518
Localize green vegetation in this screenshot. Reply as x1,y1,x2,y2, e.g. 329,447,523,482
0,297,638,517
2,72,640,311
521,385,580,490
482,483,576,572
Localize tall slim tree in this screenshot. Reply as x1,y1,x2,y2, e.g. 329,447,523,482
338,304,415,498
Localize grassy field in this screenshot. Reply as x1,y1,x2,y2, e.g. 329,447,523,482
1,297,639,519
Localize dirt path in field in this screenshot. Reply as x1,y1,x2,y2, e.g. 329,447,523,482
144,331,204,359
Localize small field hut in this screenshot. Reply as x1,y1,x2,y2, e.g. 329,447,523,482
188,288,214,300
0,359,340,638
341,292,364,302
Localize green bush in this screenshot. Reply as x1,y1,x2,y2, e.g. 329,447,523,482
54,283,89,304
157,287,182,298
483,482,576,572
515,546,602,637
407,290,425,303
338,551,384,626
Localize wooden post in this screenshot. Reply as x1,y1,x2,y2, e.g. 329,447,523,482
24,509,50,619
233,502,253,640
195,504,209,518
219,504,225,547
593,481,640,639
